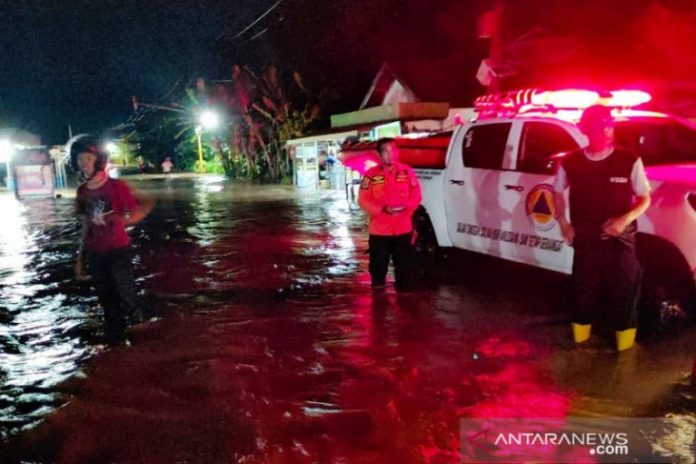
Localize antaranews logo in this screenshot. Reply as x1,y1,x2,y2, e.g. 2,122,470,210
460,418,683,463
493,431,629,457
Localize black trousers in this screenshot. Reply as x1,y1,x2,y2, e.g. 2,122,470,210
368,233,415,290
87,248,141,343
572,237,641,331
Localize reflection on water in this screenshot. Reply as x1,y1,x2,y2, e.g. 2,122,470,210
0,177,694,462
0,195,93,440
0,197,29,285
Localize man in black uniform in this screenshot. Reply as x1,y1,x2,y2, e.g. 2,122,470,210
553,104,651,351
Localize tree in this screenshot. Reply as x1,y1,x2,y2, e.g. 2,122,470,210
202,65,322,181
127,109,189,168
125,66,322,179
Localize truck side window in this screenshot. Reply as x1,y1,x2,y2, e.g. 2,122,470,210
615,120,696,165
664,124,696,163
519,122,578,174
462,123,511,169
614,121,662,165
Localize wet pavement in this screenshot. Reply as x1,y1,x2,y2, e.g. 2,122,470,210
0,175,694,463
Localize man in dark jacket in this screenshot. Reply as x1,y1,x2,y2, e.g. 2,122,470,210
553,105,651,351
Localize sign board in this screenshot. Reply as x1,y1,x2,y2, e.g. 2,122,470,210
13,149,55,198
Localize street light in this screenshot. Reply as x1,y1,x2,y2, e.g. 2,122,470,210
131,96,219,174
195,110,220,173
200,110,220,130
105,141,119,174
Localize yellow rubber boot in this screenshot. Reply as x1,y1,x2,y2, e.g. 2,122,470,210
572,323,592,343
616,328,637,351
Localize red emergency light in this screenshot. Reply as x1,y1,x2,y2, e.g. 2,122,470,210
604,90,652,108
474,88,652,115
530,89,600,108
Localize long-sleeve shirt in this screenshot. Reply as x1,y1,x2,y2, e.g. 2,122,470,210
358,161,422,236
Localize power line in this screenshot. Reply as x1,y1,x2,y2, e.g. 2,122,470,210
232,0,283,40
247,28,268,42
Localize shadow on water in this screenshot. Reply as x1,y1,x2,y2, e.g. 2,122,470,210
0,175,694,463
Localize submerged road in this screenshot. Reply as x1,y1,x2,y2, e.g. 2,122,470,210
0,176,694,463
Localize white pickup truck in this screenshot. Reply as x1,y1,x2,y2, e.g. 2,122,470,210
343,89,696,330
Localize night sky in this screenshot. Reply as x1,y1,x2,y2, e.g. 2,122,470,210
0,0,472,144
2,1,696,144
0,0,259,143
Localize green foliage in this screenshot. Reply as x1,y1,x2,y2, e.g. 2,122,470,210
172,134,228,174
222,150,251,179
203,159,225,174
174,140,199,172
108,139,135,166
203,65,322,181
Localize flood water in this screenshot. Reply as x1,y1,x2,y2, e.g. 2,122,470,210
0,175,694,463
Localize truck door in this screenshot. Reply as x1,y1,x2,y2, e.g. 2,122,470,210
503,120,580,273
444,122,514,255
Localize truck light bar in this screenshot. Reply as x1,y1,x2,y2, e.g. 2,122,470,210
474,89,652,114
530,90,600,108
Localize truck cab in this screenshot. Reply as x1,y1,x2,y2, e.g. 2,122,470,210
402,89,696,326
441,115,578,273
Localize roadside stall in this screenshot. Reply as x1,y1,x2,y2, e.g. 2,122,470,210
12,147,55,199
286,130,357,191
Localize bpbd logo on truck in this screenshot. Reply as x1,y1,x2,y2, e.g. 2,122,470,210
525,184,557,232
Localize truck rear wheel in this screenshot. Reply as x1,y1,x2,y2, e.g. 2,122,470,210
413,208,443,279
637,234,696,337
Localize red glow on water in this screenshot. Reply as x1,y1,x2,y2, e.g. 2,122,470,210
475,336,532,358
469,364,571,418
466,337,571,419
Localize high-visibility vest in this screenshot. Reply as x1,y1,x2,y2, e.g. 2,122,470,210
358,161,422,236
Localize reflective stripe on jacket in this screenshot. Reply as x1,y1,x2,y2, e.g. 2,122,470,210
358,161,422,236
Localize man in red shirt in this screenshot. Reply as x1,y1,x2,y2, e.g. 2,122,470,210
359,138,422,291
70,135,154,345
